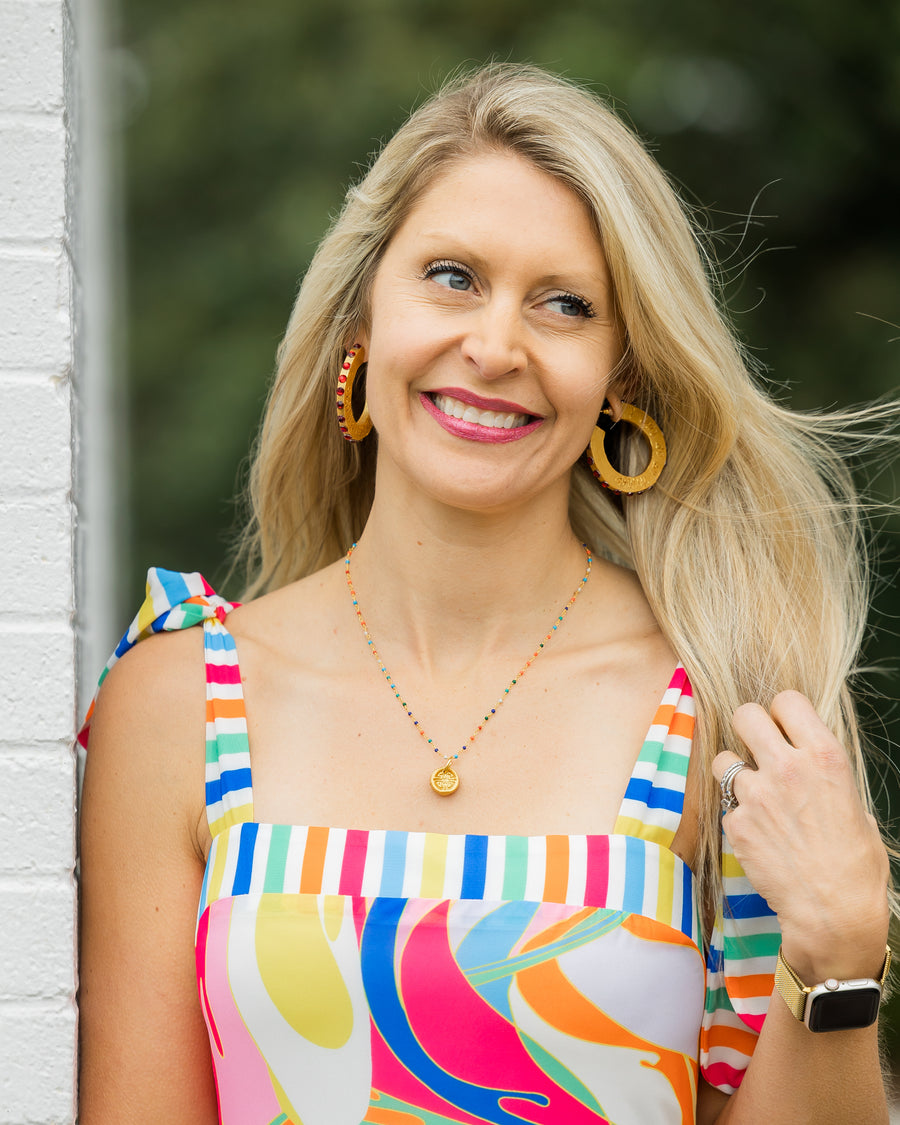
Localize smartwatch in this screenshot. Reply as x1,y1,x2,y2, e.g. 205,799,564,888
774,945,891,1032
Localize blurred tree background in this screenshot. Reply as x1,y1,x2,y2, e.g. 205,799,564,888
113,0,900,1057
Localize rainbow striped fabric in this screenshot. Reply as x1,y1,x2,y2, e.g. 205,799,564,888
200,825,699,944
82,568,779,1122
701,840,780,1092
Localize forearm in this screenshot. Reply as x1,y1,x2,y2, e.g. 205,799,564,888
714,999,888,1125
710,695,893,1124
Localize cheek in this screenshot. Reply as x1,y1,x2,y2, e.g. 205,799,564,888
367,306,456,387
359,331,423,428
558,352,615,422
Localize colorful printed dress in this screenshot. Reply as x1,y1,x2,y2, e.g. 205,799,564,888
79,569,781,1125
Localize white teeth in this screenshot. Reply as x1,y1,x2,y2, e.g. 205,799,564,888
432,393,529,430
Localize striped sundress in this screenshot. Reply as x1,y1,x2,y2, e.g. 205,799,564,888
79,568,781,1124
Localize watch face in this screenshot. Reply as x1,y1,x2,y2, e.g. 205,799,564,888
807,985,881,1032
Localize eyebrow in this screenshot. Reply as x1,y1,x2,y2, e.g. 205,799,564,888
416,234,611,295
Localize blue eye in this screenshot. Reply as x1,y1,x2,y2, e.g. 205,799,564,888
423,261,474,291
438,270,471,291
547,293,594,318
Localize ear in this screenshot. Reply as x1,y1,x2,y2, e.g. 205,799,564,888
603,389,625,423
347,326,370,355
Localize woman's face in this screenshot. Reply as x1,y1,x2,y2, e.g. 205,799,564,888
358,150,623,517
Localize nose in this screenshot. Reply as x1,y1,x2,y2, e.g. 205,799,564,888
460,297,527,381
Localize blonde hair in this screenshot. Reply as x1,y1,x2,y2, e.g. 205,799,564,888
235,63,894,914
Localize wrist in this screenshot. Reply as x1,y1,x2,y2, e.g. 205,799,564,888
779,915,890,984
774,944,891,1032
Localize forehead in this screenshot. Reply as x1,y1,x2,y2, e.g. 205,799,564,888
385,151,607,275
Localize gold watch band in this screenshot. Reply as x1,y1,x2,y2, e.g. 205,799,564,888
774,945,892,1021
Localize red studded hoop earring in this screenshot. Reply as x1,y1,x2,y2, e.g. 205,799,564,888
587,403,666,495
336,344,372,442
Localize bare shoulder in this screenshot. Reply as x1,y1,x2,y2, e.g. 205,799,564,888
91,624,206,719
225,560,348,664
84,626,208,851
87,626,206,754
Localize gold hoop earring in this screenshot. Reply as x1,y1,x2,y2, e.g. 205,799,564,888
336,344,372,442
587,403,666,495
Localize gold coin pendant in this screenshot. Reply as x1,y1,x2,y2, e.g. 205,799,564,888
430,764,460,796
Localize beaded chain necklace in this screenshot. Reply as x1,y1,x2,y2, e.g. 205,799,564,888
344,543,593,795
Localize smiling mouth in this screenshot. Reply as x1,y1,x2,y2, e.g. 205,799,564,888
429,392,533,430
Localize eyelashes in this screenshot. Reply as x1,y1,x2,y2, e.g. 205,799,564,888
420,259,595,319
551,292,596,319
420,259,474,285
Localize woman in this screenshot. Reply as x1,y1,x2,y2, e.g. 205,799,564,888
78,64,893,1123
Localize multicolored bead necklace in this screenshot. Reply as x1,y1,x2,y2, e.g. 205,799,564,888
344,543,593,795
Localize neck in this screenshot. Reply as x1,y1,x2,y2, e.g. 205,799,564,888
346,488,589,677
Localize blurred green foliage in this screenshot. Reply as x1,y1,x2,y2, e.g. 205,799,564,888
117,0,900,1053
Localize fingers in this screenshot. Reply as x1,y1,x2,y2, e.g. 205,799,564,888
733,691,848,774
715,692,841,818
711,750,743,784
715,693,889,970
769,691,845,763
711,750,755,812
732,701,783,759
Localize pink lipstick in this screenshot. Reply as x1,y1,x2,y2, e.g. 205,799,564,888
420,391,545,444
429,386,540,415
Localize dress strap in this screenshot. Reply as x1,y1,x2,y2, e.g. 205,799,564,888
613,664,695,848
78,567,253,836
203,615,253,835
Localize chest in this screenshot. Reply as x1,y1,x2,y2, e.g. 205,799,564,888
198,621,705,1122
239,647,676,837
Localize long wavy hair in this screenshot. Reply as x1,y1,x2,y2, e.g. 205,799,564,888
234,62,894,916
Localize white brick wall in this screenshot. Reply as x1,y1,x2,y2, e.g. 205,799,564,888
0,0,78,1120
